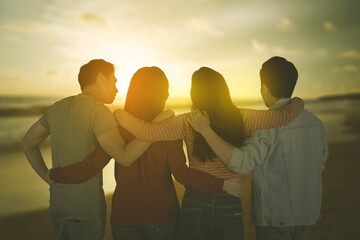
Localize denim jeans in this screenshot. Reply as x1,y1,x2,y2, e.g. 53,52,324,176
255,226,311,240
178,187,244,240
50,210,105,240
112,224,177,240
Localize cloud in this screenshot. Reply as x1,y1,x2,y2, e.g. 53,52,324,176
2,35,21,43
277,18,294,31
2,22,37,33
251,40,304,56
0,72,21,84
324,21,336,31
273,47,305,56
191,17,223,37
314,48,328,57
46,70,58,76
80,13,107,26
331,65,358,73
340,50,360,59
252,40,268,52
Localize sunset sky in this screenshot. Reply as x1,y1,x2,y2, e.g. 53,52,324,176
1,0,359,104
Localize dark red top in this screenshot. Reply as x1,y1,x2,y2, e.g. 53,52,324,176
49,140,224,227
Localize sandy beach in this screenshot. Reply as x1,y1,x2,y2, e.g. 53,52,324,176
0,111,359,240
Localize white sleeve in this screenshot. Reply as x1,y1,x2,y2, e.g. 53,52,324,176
228,129,276,174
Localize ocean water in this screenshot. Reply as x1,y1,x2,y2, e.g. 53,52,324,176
0,96,359,217
0,96,358,153
0,96,61,152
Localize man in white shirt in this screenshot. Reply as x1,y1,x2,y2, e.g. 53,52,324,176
188,56,328,240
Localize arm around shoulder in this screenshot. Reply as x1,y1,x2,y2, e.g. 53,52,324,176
113,109,187,141
228,129,276,174
97,129,150,167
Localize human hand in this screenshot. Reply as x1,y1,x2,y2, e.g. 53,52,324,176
223,177,241,197
46,169,54,185
152,109,175,123
187,110,211,134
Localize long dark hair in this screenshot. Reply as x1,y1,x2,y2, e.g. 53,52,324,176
191,67,245,162
120,67,169,142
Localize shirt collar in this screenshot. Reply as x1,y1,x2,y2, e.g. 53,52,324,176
269,98,291,110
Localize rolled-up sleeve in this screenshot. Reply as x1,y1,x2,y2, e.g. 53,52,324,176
228,129,276,174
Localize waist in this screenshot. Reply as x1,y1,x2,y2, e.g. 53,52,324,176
190,160,241,179
50,183,105,210
182,187,242,209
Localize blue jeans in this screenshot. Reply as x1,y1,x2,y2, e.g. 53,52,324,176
112,224,177,240
179,187,244,240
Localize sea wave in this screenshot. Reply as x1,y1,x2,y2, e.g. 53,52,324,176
0,106,49,117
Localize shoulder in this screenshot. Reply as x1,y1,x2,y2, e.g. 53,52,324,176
167,139,184,146
177,112,191,122
163,139,184,151
174,112,191,119
90,101,111,112
151,139,183,154
238,107,267,119
251,128,278,139
298,110,324,126
48,95,73,107
45,95,76,116
166,140,185,156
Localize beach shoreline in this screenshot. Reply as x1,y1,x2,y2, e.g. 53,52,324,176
0,110,359,239
1,138,359,240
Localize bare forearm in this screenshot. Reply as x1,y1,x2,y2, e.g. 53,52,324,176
97,130,150,167
114,139,151,167
114,110,187,141
21,121,51,185
23,146,51,184
201,127,234,166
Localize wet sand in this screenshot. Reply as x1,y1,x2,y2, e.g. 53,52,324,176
0,113,359,239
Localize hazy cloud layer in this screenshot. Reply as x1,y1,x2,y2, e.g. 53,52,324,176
332,65,358,73
340,50,360,59
277,18,295,31
324,21,337,32
80,13,107,26
0,0,359,98
2,22,38,33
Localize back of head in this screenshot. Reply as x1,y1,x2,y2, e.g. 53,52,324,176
191,67,245,162
120,67,169,142
191,67,234,113
260,56,298,98
125,67,169,122
78,59,115,90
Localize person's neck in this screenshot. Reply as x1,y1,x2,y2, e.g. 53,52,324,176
269,97,291,110
265,95,282,108
82,87,104,103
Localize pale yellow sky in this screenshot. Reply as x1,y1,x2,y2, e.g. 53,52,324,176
1,0,359,104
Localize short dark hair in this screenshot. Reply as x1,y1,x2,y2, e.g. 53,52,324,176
260,56,298,98
78,59,115,90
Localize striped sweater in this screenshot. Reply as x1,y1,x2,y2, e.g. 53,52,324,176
113,97,304,179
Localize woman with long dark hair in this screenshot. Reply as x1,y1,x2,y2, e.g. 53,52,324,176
114,67,304,239
190,67,245,163
48,67,241,240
